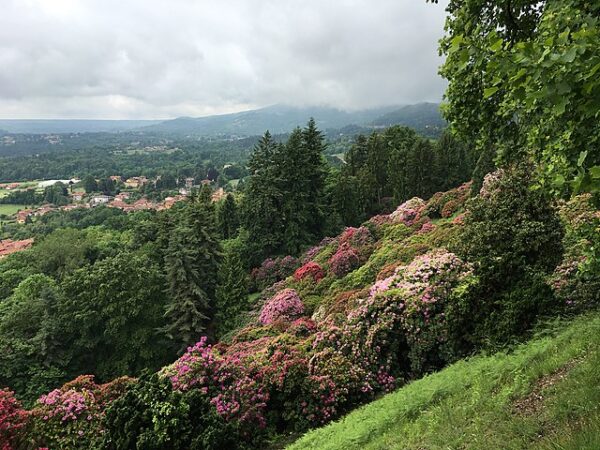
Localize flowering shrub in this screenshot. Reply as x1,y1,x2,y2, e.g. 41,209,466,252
418,221,436,234
328,243,360,277
339,226,375,248
423,182,472,219
479,169,505,198
294,261,325,283
441,199,460,218
391,250,475,373
301,237,337,264
29,375,133,449
251,256,300,290
389,197,426,226
0,388,27,450
550,257,600,312
259,289,304,325
101,373,240,450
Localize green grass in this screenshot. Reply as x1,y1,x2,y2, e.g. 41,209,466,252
0,204,28,216
287,313,600,450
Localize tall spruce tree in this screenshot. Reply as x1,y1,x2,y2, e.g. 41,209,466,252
406,138,437,199
214,242,248,338
163,226,211,352
241,131,285,264
163,198,221,351
216,193,239,239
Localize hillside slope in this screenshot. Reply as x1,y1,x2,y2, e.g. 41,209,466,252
143,103,443,136
288,313,600,450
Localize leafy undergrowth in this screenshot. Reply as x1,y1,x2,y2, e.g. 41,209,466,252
287,313,600,450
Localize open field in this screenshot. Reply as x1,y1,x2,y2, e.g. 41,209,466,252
0,204,28,216
288,313,600,450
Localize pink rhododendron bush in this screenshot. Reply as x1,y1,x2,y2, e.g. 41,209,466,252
328,243,361,277
27,375,133,448
0,388,27,450
251,255,300,290
389,197,426,226
258,288,305,325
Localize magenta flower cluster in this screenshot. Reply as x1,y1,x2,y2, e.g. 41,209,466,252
258,288,305,325
339,226,374,248
38,389,92,422
328,243,360,277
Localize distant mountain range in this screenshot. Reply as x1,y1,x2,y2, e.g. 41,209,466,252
143,103,445,137
0,103,445,137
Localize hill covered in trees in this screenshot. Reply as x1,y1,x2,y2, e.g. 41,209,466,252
141,103,444,137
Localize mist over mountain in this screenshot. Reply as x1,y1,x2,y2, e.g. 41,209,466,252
143,103,444,137
0,103,444,138
0,119,162,134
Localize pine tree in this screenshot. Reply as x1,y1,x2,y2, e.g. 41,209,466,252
301,118,328,237
163,226,211,352
162,198,221,351
216,193,239,239
214,243,248,338
406,138,437,199
241,131,285,264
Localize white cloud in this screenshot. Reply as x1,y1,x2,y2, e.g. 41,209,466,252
0,0,448,119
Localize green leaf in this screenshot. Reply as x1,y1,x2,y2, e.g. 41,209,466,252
552,174,566,187
562,47,578,63
490,38,503,52
449,35,464,54
589,166,600,178
552,97,568,115
577,151,588,167
483,87,499,98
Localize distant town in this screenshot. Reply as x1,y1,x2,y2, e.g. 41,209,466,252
0,174,227,258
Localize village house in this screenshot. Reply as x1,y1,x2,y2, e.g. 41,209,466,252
124,176,149,189
34,205,56,217
16,209,33,224
211,187,226,202
108,199,130,210
70,192,84,202
0,239,34,258
185,177,195,189
90,194,112,206
0,182,21,190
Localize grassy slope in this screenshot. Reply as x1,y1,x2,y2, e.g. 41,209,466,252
0,204,28,216
288,313,600,450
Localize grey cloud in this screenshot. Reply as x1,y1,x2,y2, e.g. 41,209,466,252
0,0,448,119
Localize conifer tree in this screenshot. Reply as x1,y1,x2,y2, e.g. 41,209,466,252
241,131,285,264
214,242,248,338
216,193,239,239
163,198,221,351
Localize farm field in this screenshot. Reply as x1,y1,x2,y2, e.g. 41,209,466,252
0,204,28,216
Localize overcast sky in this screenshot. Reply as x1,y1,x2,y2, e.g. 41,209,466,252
0,0,449,119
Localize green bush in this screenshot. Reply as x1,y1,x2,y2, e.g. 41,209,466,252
453,166,565,345
102,374,243,450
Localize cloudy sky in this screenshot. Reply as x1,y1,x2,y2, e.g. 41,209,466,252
0,0,449,119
